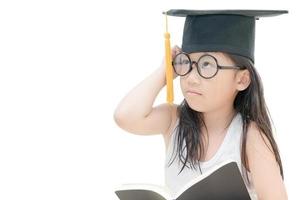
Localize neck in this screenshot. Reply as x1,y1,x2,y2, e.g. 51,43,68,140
202,105,237,136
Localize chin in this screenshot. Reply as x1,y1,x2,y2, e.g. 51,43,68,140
185,99,206,112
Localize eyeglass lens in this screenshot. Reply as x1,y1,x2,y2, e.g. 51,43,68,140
173,53,218,78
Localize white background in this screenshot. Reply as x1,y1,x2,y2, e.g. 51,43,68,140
0,0,307,199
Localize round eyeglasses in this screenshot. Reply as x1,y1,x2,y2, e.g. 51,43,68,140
172,52,246,79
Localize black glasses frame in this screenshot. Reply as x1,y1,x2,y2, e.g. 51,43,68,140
172,52,246,79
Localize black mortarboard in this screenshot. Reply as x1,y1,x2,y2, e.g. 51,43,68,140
163,9,288,63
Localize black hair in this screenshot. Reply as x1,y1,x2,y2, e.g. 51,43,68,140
166,53,284,185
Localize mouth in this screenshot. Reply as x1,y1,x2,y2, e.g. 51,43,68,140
186,90,202,96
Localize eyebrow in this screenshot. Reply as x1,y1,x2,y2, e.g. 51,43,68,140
188,52,219,60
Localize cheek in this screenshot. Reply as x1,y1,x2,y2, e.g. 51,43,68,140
179,78,183,89
214,79,237,103
179,78,187,94
201,80,236,110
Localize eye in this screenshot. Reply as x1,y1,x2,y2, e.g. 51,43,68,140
183,60,190,64
201,62,210,67
175,59,189,65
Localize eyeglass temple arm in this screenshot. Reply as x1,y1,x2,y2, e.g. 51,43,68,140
218,65,246,70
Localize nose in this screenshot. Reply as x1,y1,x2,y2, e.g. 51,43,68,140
186,61,200,84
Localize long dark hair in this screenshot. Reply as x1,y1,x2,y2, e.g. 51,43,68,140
166,53,284,185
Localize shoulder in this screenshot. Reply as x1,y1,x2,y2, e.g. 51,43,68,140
245,121,277,173
245,121,276,167
245,121,287,199
246,121,274,161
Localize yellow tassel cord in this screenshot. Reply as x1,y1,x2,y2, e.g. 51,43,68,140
164,13,174,104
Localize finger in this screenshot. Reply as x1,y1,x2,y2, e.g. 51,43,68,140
171,45,180,58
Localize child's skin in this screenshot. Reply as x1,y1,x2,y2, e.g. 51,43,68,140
114,45,288,200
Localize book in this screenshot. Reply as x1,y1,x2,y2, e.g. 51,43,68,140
114,159,252,200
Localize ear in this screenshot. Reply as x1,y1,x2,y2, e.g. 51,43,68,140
235,69,251,91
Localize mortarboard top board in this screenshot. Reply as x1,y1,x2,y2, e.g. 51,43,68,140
163,9,288,18
162,9,288,63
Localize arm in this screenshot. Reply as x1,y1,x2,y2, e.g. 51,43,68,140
113,46,180,135
246,122,288,200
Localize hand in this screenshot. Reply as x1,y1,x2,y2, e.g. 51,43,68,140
161,45,182,80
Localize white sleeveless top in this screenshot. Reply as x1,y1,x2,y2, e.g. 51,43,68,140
164,112,258,200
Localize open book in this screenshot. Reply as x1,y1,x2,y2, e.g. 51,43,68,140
114,159,251,200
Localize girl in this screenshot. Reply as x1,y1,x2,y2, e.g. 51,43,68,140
114,10,288,200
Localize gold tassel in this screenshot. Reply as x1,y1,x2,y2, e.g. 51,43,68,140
164,12,174,104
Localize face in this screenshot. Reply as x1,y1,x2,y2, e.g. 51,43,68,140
179,52,241,113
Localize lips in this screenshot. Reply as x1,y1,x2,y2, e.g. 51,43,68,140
186,90,202,95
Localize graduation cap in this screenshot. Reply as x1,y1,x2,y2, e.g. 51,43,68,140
162,9,288,104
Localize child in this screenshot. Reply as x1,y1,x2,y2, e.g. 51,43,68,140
114,9,288,200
